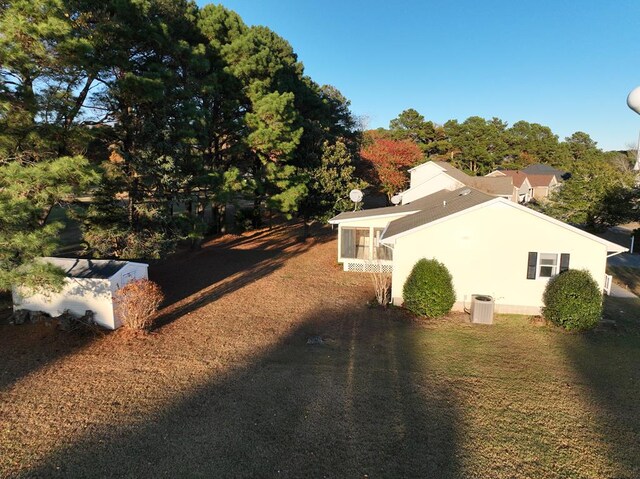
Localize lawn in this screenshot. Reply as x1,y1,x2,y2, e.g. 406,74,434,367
1,225,640,478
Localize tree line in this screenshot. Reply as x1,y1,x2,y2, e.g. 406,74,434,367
365,109,638,230
0,0,364,289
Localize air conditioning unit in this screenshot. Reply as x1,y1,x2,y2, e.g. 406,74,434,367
471,294,494,324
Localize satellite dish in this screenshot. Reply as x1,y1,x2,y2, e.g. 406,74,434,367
391,194,401,205
628,86,640,115
349,189,363,203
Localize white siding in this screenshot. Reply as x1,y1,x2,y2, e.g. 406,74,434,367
401,175,464,204
13,261,149,330
14,278,117,329
390,201,608,315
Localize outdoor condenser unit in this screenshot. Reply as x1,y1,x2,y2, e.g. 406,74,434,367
470,294,494,325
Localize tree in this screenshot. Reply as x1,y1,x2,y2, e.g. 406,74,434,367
360,133,423,201
505,121,561,168
0,156,98,291
389,108,436,155
443,116,509,174
540,156,635,230
300,140,367,224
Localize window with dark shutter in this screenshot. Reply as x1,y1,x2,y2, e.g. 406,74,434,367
560,253,570,272
527,252,537,279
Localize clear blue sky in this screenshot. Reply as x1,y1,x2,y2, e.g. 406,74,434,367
197,0,640,151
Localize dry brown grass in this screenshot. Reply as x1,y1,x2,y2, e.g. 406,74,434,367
1,223,639,478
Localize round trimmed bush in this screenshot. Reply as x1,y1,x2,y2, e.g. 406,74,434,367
403,258,456,318
542,269,602,331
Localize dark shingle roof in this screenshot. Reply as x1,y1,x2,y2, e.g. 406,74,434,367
329,193,444,222
382,187,494,239
521,163,567,180
41,257,129,279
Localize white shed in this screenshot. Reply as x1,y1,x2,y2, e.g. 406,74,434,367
12,257,149,330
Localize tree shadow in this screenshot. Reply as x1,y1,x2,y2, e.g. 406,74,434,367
0,322,99,393
19,306,462,478
151,223,334,329
557,296,640,477
0,224,329,395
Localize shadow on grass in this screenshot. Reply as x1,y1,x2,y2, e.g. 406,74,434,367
20,307,462,478
0,224,330,394
0,322,99,392
151,223,333,329
559,296,640,477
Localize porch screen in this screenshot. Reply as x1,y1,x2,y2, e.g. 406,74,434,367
373,228,392,260
341,228,369,259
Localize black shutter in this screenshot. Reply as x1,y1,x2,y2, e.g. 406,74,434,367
560,253,570,272
527,252,537,279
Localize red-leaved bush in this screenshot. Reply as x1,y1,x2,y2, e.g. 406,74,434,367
114,279,164,331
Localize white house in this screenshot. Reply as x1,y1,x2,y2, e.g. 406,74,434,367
401,161,518,204
329,187,625,315
12,257,149,330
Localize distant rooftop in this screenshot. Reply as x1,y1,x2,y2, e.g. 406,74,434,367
521,163,568,180
41,257,129,279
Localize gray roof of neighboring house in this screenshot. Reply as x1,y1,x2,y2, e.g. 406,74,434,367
382,187,495,240
467,176,514,196
521,163,567,180
41,257,130,279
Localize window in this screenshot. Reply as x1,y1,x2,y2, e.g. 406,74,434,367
341,227,393,261
526,252,570,280
373,228,393,261
341,227,370,259
538,253,558,278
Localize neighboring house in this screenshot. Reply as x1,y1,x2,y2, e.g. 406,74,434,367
12,257,149,329
487,169,559,201
329,187,625,315
400,161,518,204
521,163,568,181
526,173,559,200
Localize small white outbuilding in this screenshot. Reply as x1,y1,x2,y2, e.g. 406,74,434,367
12,257,149,330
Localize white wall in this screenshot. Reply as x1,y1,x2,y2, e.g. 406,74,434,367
14,278,117,329
409,162,444,187
390,201,608,315
13,261,149,330
401,174,464,204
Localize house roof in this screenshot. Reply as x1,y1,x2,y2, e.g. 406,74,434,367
41,257,130,279
466,176,514,196
329,188,456,222
380,194,627,254
526,173,556,187
382,187,494,239
490,170,529,188
521,163,566,180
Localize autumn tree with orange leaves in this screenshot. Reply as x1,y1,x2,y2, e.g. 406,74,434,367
360,134,424,201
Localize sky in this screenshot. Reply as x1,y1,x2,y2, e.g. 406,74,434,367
197,0,640,151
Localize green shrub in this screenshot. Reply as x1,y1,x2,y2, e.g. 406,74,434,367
542,269,602,331
403,258,456,318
